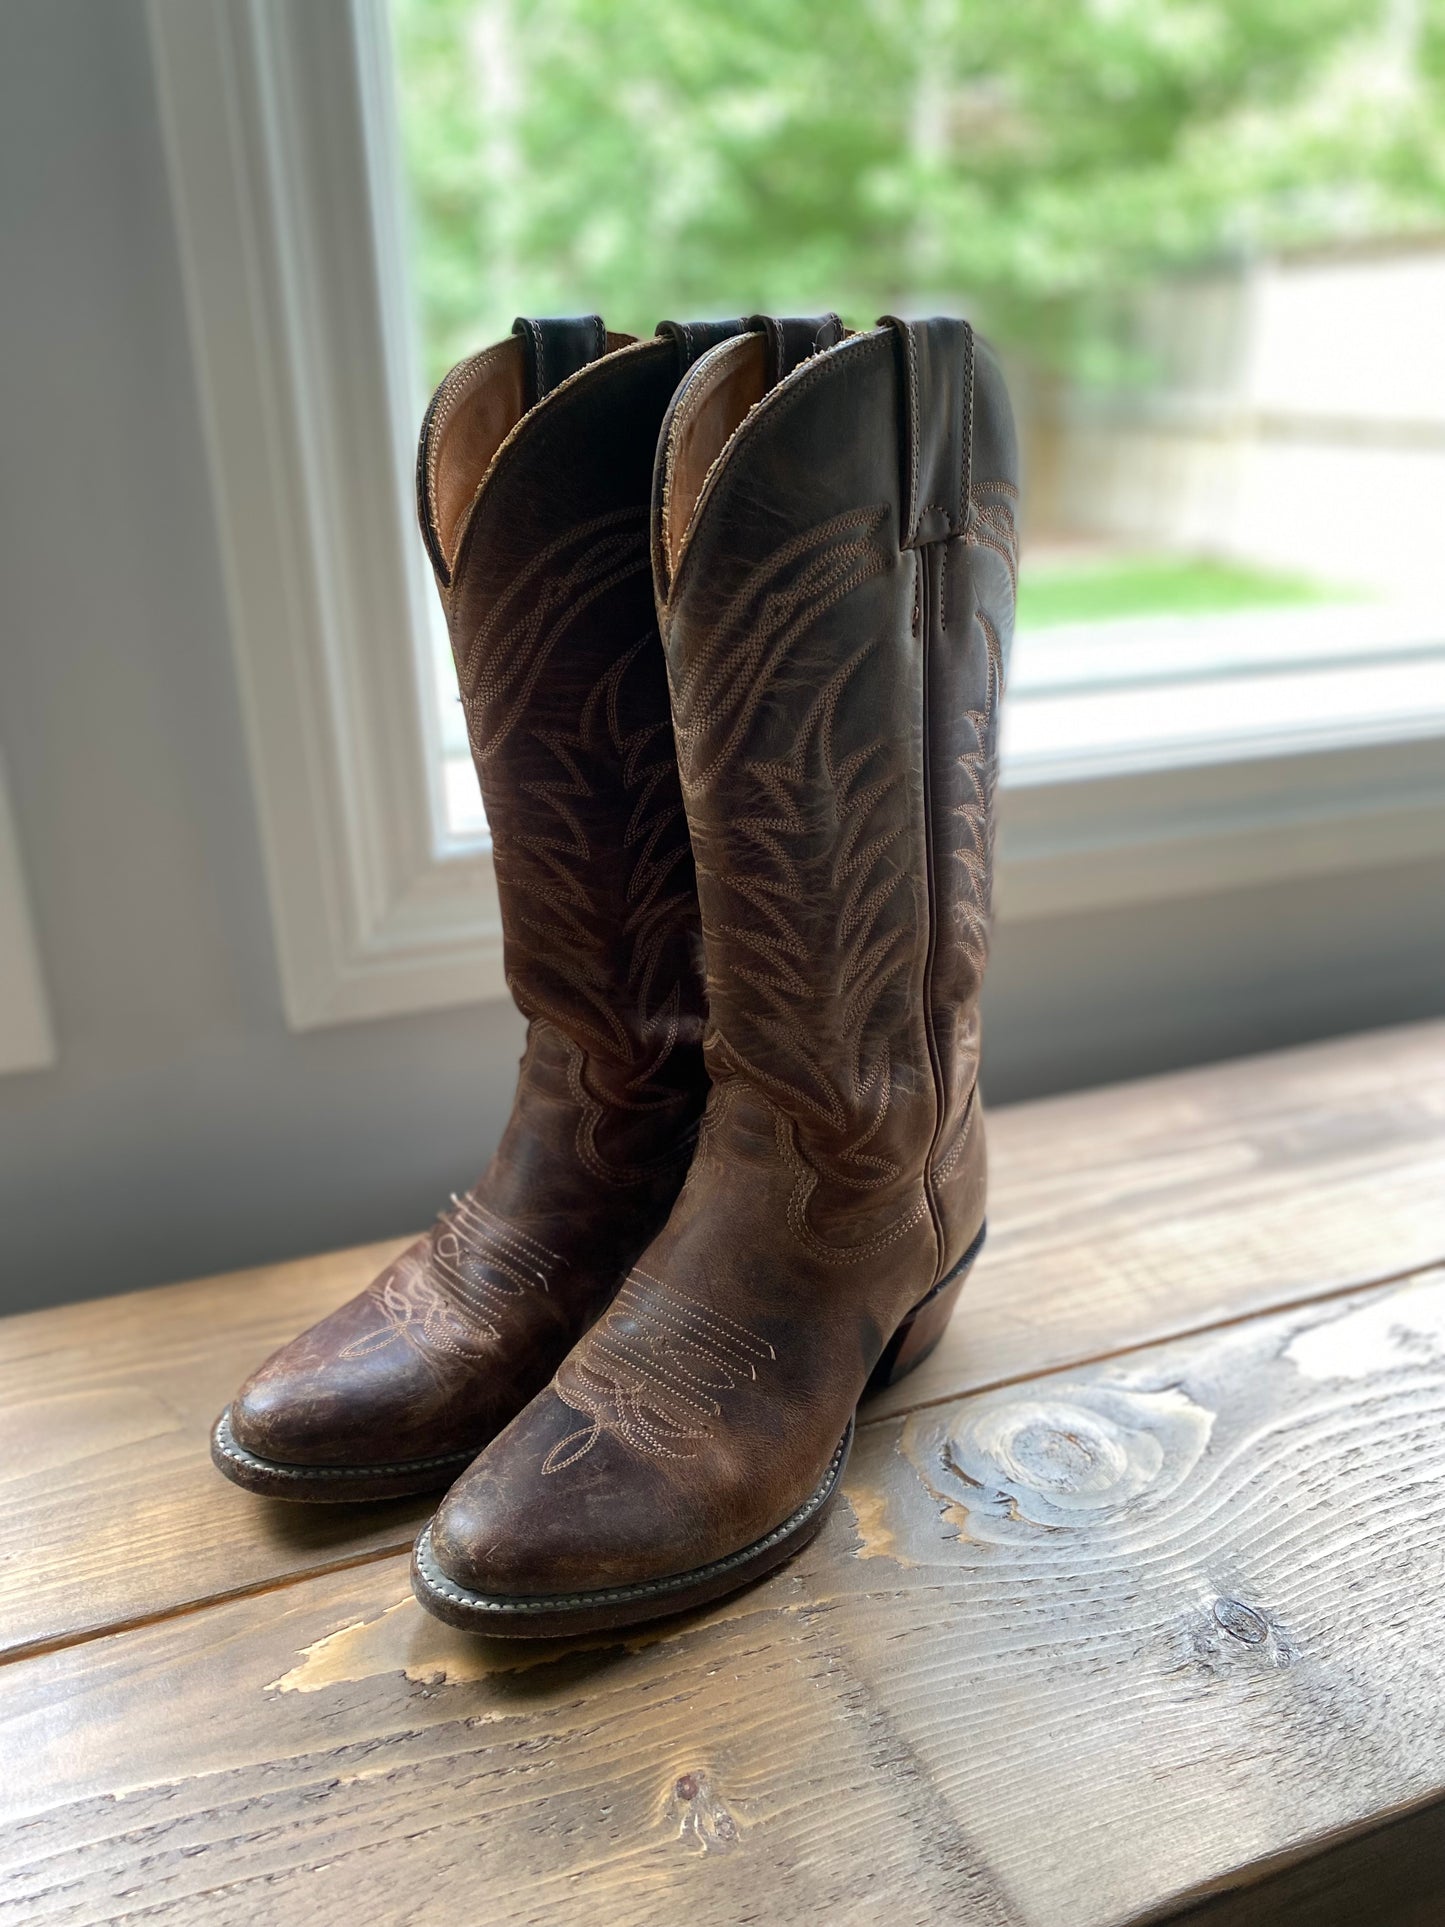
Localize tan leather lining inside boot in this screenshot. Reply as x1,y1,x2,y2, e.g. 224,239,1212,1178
662,334,769,580
424,332,633,576
424,338,528,576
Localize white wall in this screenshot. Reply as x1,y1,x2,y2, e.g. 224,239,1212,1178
1,0,1442,1316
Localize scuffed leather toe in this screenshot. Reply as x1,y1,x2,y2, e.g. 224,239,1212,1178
228,1359,324,1463
228,1344,373,1466
426,1384,804,1600
227,1279,501,1468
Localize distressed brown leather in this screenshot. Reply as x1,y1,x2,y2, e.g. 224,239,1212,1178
426,316,1018,1594
222,319,715,1477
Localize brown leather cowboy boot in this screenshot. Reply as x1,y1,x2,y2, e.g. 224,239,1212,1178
214,315,735,1500
412,314,1019,1626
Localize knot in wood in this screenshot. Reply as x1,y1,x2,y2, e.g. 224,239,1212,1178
932,1382,1214,1534
672,1768,739,1852
1213,1597,1269,1645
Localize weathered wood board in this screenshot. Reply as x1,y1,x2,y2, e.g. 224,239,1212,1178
3,1021,1442,1661
0,1238,426,1662
872,1012,1445,1419
6,1267,1445,1927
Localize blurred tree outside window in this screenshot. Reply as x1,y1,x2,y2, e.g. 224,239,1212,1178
389,0,1445,832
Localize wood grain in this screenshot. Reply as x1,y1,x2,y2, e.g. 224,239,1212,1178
0,1239,423,1660
2,1019,1441,1660
7,1267,1445,1927
871,1013,1445,1420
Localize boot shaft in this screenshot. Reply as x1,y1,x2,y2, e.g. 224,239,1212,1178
655,317,1018,1269
418,319,704,1118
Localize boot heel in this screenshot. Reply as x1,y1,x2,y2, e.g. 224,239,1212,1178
866,1224,985,1394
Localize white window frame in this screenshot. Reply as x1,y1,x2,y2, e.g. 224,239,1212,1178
146,0,1445,1033
0,754,56,1077
148,0,503,1029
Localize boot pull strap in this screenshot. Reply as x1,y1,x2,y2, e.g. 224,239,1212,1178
742,313,845,386
656,314,846,383
511,315,608,408
879,315,975,550
654,317,751,375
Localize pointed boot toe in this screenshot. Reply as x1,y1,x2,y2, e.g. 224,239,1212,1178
411,1375,855,1639
213,1294,483,1502
414,1396,675,1619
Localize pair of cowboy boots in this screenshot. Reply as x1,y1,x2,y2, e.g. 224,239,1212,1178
213,309,1019,1636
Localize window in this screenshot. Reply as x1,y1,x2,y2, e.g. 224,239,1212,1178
149,0,1445,1031
389,0,1445,827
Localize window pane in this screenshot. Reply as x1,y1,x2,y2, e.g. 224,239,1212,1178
389,0,1445,827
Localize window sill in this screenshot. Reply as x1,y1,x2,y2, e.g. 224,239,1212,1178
998,603,1445,921
1005,600,1445,782
433,613,1445,990
434,616,1445,949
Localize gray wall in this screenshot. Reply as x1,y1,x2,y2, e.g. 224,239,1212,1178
0,0,525,1317
2,0,1442,1318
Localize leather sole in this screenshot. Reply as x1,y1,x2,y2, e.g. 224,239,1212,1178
410,1421,854,1638
408,1216,985,1638
210,1408,476,1504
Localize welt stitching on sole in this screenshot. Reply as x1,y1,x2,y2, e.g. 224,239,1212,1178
213,1413,474,1482
415,1431,851,1616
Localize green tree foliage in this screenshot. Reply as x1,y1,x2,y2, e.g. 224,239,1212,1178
392,0,1445,385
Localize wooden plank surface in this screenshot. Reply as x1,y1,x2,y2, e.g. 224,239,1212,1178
1,1019,1442,1661
871,1013,1445,1419
6,1266,1445,1927
0,1239,421,1660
